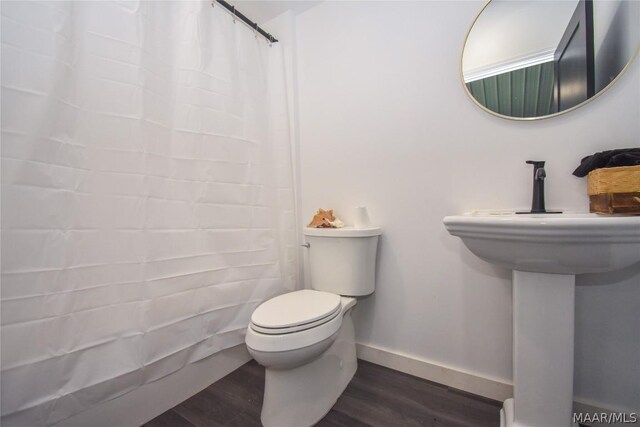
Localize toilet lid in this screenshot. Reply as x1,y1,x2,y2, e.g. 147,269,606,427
251,289,341,331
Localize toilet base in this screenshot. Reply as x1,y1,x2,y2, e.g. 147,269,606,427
260,312,357,427
500,398,579,427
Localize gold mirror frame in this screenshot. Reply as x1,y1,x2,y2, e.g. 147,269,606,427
461,0,640,121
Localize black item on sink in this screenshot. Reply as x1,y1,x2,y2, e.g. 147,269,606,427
572,147,640,177
517,160,563,214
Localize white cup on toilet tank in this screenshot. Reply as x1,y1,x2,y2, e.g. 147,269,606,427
354,206,372,228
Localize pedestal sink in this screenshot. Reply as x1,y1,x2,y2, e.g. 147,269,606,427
443,212,640,427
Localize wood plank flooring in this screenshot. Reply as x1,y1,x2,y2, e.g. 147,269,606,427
144,359,503,427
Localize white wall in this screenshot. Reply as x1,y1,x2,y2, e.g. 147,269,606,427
293,0,639,411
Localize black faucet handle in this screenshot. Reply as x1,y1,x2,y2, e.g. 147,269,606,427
526,160,546,168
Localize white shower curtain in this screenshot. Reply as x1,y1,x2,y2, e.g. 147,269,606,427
1,1,296,425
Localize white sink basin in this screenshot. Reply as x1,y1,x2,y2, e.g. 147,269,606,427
443,212,640,274
443,211,640,427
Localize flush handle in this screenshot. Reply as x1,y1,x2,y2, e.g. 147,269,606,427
300,242,310,248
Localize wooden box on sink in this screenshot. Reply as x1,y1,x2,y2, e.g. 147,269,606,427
588,165,640,214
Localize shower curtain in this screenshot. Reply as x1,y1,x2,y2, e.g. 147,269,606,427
1,1,297,425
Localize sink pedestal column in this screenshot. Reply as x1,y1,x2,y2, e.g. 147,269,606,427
501,271,576,427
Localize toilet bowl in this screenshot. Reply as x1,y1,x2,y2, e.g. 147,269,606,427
246,291,358,427
245,226,381,427
246,290,356,370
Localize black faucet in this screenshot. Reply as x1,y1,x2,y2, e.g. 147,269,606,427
517,160,562,214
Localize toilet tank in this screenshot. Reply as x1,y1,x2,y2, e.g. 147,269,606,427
303,227,382,296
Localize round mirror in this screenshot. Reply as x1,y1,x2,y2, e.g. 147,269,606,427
462,0,640,120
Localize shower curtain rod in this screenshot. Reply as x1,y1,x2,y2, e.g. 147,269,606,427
211,0,279,44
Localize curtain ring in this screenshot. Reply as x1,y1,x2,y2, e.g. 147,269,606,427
254,23,258,39
232,5,236,23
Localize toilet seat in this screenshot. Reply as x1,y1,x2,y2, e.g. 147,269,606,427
250,290,341,334
246,294,357,353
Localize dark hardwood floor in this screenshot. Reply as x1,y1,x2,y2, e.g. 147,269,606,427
144,359,502,427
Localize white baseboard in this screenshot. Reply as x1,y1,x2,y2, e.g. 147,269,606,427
54,344,252,427
356,343,512,402
356,343,635,427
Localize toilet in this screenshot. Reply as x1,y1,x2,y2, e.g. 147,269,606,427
245,226,382,427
